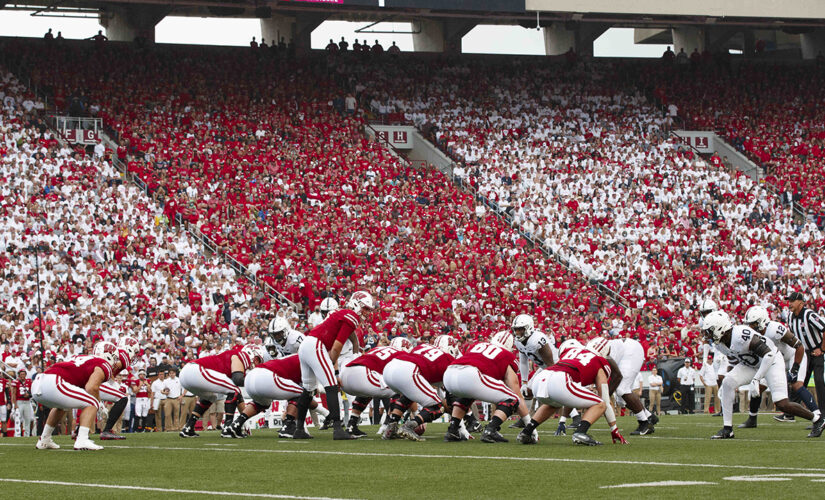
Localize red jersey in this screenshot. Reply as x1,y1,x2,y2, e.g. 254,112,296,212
308,309,359,351
550,347,611,386
451,342,518,381
394,344,455,383
194,347,253,377
0,378,7,405
135,377,151,397
45,355,113,388
12,378,32,401
258,354,301,384
346,346,402,373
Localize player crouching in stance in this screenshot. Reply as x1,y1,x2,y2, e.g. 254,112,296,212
33,342,118,450
96,336,139,440
383,334,459,441
443,331,530,443
179,344,266,438
518,339,627,446
703,310,825,439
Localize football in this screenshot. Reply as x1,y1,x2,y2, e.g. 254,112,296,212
414,423,426,436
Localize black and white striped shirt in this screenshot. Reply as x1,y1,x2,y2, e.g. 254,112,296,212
788,307,825,352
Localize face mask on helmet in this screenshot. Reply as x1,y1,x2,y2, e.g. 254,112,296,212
511,314,534,342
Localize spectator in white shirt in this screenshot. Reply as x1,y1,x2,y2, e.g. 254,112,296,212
676,358,696,414
648,366,663,416
160,369,182,431
699,361,720,414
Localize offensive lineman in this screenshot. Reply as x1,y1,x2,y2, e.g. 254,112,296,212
738,306,822,429
702,310,825,439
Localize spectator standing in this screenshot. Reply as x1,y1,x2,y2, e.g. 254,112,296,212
161,370,182,431
338,37,349,51
699,360,720,414
150,370,167,431
648,366,663,416
677,358,696,414
788,291,825,409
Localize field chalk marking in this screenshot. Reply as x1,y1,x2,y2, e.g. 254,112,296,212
601,481,717,489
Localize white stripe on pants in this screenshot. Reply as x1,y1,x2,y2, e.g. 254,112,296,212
179,363,239,402
31,374,100,410
244,368,303,405
100,382,127,403
340,365,395,399
443,365,516,404
383,359,441,407
298,337,336,391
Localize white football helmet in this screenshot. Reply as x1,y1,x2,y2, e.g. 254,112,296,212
511,314,535,342
558,339,583,355
264,337,280,358
117,336,139,361
320,297,339,318
433,335,460,357
389,337,413,352
346,291,375,315
744,306,770,333
92,341,118,367
268,317,290,344
699,299,718,317
241,344,266,364
702,310,733,344
586,337,610,357
490,330,514,351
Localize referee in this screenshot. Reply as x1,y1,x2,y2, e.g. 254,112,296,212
788,291,825,409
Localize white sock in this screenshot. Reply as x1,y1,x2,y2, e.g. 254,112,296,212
635,410,649,421
814,410,821,420
570,409,579,418
40,424,55,440
77,426,90,441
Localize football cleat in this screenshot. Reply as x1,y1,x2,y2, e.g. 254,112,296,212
230,422,247,439
220,426,237,439
480,426,508,443
517,429,538,445
397,421,423,442
347,423,367,438
292,428,314,439
508,419,525,429
808,417,825,438
179,425,199,438
464,414,482,433
74,439,104,451
774,414,795,423
737,416,757,429
444,428,464,442
279,419,296,438
711,427,734,439
333,426,356,440
100,430,126,440
35,437,60,450
571,414,582,429
630,421,654,436
572,432,602,446
319,415,334,431
648,414,659,426
382,422,399,440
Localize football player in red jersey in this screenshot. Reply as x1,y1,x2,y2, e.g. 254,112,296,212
33,344,117,451
517,340,626,446
0,371,10,437
339,337,412,437
225,354,327,438
179,344,266,438
293,291,375,440
383,335,458,441
11,369,34,437
96,337,138,440
442,331,529,443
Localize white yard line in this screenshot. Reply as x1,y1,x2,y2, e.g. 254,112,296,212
0,478,359,500
3,441,822,473
601,480,717,489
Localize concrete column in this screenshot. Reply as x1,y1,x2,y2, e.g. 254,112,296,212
293,13,325,55
412,20,474,53
260,13,295,48
671,26,705,54
100,6,167,42
544,22,607,57
801,29,825,59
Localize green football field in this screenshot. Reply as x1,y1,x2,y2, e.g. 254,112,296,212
1,414,824,499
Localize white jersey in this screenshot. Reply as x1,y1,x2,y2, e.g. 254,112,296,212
715,325,776,368
515,330,557,369
273,329,305,358
761,321,795,365
607,338,643,364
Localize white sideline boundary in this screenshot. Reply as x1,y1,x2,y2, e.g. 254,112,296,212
0,478,359,500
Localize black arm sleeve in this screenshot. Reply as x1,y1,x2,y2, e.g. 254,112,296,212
231,371,245,387
750,337,772,358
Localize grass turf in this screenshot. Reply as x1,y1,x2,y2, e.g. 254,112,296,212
0,413,823,499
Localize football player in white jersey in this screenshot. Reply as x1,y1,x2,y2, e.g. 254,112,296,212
510,315,559,429
703,310,825,439
739,306,821,428
267,317,306,358
588,335,657,435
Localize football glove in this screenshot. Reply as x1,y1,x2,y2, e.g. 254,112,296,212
554,421,566,436
747,379,760,398
611,426,628,444
520,383,530,399
97,405,109,422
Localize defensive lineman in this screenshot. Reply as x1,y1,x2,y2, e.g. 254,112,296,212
702,310,825,439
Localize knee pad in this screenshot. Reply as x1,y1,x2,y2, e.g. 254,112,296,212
495,399,518,417
225,392,242,406
419,404,443,423
390,395,412,414
453,398,474,412
352,396,371,413
194,399,213,416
